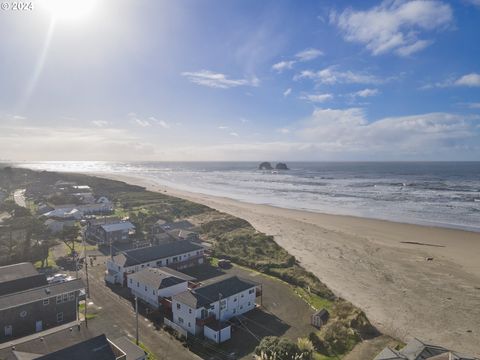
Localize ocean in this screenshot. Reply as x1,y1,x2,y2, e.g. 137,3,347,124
17,161,480,232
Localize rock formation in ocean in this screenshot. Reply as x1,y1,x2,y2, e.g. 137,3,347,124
275,163,289,170
259,162,273,170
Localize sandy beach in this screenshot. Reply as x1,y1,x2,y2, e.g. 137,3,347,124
97,173,480,356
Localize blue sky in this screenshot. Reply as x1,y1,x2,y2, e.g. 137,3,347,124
0,0,479,161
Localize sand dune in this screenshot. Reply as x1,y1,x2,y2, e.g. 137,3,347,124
98,173,480,356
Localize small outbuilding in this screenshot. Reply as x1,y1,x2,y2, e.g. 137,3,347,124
311,308,329,329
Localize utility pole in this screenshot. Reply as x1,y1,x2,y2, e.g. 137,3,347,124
135,296,139,345
84,295,88,328
82,229,90,297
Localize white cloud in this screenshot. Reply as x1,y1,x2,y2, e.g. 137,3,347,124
272,60,296,72
229,132,239,137
218,126,229,130
423,72,480,89
181,70,259,89
148,116,170,129
295,66,380,85
240,118,249,124
352,88,379,98
91,120,110,127
299,93,334,103
331,1,453,56
12,115,27,120
296,108,478,157
277,128,291,134
454,73,480,87
467,102,480,109
295,48,324,61
283,88,292,97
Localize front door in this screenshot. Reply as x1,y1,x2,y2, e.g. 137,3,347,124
4,325,12,337
35,320,43,332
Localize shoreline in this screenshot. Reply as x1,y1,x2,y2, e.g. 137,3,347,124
93,172,480,355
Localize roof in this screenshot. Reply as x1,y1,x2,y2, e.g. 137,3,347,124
374,338,480,360
101,221,135,233
113,241,203,267
313,308,329,320
112,337,146,360
0,274,48,297
161,220,194,231
0,263,38,283
35,335,116,360
127,268,187,290
173,275,257,309
0,278,85,310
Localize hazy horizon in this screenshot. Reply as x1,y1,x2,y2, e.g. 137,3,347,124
1,0,480,161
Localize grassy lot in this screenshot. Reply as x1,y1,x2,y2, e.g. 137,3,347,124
138,342,157,360
79,302,98,320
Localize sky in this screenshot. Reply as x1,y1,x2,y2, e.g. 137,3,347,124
0,0,479,161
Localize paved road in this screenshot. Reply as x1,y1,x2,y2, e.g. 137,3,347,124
82,258,199,360
13,189,26,207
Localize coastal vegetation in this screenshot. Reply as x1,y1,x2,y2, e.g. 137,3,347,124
0,165,376,358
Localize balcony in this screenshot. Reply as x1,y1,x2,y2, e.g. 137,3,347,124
196,314,215,326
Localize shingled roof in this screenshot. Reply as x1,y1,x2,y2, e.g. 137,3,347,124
0,279,85,310
127,267,194,290
113,241,203,267
173,275,257,309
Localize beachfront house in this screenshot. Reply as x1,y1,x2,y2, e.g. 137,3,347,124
105,241,205,285
0,262,85,342
374,338,479,360
87,220,135,245
127,267,196,308
171,275,260,343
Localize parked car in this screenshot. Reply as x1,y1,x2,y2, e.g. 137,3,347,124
47,273,68,284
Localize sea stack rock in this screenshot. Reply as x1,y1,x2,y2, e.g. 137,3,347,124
259,162,273,170
275,163,289,170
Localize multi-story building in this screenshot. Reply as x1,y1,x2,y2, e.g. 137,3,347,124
0,263,85,342
127,267,196,308
171,275,260,343
86,220,135,245
105,241,205,285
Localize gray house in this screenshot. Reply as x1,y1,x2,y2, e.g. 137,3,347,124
374,338,479,360
0,263,85,342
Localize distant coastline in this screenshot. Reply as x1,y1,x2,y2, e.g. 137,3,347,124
15,161,480,233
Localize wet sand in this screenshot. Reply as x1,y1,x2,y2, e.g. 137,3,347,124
97,173,480,355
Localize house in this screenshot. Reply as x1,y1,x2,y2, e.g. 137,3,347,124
44,219,75,234
311,308,329,329
127,267,196,308
171,275,260,343
153,220,194,234
374,338,479,360
77,203,113,215
42,207,83,220
0,263,85,342
168,229,200,243
105,241,205,285
87,221,135,245
0,325,146,360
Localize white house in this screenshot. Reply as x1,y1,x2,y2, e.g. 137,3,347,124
43,207,83,220
171,275,259,343
127,267,196,308
105,241,205,285
44,219,75,234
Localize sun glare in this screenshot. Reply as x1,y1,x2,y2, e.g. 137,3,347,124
40,0,97,21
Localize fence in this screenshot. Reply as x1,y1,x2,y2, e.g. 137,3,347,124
164,318,188,338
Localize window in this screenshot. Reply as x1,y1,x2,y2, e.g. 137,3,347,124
249,289,255,294
233,297,237,302
56,295,62,304
145,286,147,291
43,299,49,306
189,309,192,314
56,312,64,323
241,294,244,298
68,292,75,301
152,290,155,295
248,302,251,306
63,294,68,302
156,260,162,266
137,282,139,288
220,299,227,310
188,322,191,328
178,317,184,324
177,303,181,310
4,325,12,337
